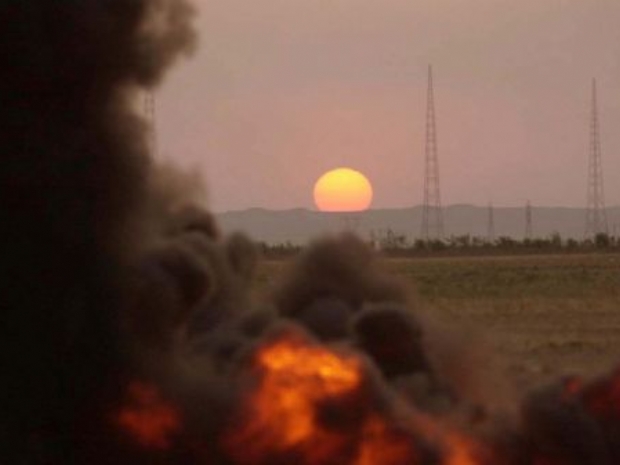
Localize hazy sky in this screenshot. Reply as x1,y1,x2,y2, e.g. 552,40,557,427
157,0,620,212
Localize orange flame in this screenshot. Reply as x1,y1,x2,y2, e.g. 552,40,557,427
224,331,363,462
224,330,498,465
444,434,485,465
354,415,419,465
115,381,181,450
410,410,490,465
255,331,361,447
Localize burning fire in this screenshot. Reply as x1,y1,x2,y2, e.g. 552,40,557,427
114,381,182,450
109,330,620,465
354,415,419,465
408,408,492,465
223,328,493,465
223,329,364,463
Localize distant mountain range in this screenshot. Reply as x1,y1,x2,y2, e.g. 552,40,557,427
215,205,620,245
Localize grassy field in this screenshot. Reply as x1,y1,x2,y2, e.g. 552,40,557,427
255,253,620,390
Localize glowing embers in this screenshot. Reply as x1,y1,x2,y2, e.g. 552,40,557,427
582,368,620,419
525,367,620,465
223,328,419,464
555,367,620,420
355,415,420,465
115,381,182,450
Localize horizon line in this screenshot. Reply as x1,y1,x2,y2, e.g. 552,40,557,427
212,204,620,215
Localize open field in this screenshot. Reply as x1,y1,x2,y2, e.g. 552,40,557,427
254,253,620,390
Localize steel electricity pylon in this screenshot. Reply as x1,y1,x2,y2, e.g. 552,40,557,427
525,200,533,240
585,79,608,238
487,202,495,243
420,65,444,240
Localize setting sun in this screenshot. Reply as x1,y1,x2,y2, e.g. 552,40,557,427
313,168,373,212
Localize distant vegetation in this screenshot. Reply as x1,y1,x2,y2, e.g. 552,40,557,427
375,230,620,257
258,231,620,259
257,241,303,259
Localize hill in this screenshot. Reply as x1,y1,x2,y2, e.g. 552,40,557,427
215,205,620,245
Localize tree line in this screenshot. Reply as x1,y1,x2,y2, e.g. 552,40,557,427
258,230,620,259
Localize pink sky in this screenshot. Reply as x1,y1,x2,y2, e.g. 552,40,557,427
157,0,620,212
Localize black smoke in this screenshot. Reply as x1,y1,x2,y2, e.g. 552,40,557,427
3,2,620,465
0,0,194,461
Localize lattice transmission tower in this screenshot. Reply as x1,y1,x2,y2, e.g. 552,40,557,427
420,65,444,239
144,91,159,160
525,200,533,240
487,202,495,243
585,79,608,237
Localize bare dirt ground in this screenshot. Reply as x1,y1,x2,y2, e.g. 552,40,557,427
385,254,620,389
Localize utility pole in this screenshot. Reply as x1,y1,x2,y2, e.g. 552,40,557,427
585,79,608,238
420,65,444,240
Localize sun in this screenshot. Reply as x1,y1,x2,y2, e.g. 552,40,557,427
313,167,373,212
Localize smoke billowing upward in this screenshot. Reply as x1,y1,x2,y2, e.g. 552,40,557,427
2,1,620,465
0,0,194,460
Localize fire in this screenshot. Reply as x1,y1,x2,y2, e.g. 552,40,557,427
253,334,359,444
354,415,419,465
224,330,364,462
443,434,485,465
223,329,495,465
114,381,181,450
409,410,491,465
250,330,361,447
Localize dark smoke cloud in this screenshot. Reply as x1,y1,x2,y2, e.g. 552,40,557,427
272,233,412,319
145,162,213,238
0,0,194,461
126,227,258,354
4,1,620,465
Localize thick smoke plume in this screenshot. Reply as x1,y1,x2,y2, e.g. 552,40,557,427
2,2,620,465
0,0,194,461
